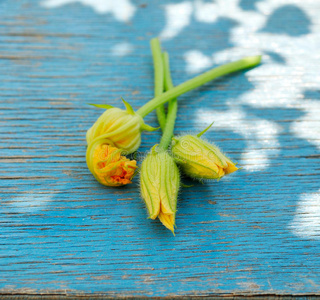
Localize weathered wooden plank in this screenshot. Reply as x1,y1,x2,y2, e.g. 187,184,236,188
0,0,320,297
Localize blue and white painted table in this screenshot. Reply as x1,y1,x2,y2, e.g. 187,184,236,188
0,0,319,298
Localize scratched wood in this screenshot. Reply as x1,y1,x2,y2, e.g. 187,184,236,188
0,0,320,298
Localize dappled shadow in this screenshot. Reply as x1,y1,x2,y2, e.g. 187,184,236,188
174,69,255,115
264,50,286,64
239,0,263,11
261,4,311,36
303,89,320,101
179,17,238,57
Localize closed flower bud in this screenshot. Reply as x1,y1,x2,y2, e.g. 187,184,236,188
86,139,137,187
87,99,157,154
171,125,238,180
140,147,180,234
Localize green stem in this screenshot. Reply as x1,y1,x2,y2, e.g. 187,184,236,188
159,52,178,151
150,38,166,130
137,55,262,118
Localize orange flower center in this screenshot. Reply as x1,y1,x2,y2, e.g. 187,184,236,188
93,144,137,186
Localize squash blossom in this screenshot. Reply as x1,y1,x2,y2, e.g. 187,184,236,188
171,126,238,180
86,139,137,186
87,55,261,154
86,54,261,187
86,99,157,154
140,147,180,234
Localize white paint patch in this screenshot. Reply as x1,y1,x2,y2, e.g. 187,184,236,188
42,0,136,21
160,0,235,40
111,42,134,56
184,50,213,74
5,195,53,213
160,1,193,40
289,190,320,239
194,0,217,23
196,108,281,171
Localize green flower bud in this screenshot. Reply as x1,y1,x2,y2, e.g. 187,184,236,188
140,147,180,234
171,125,238,180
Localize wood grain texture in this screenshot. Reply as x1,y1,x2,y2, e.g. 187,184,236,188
0,0,320,297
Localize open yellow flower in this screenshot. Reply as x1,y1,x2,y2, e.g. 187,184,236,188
86,139,137,186
140,147,180,234
171,125,238,180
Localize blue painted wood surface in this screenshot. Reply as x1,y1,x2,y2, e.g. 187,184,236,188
0,0,320,297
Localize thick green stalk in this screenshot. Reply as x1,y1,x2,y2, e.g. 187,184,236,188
159,52,178,151
150,38,166,130
137,55,261,118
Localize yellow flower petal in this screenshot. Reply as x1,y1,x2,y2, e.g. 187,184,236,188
158,211,175,235
87,141,137,186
